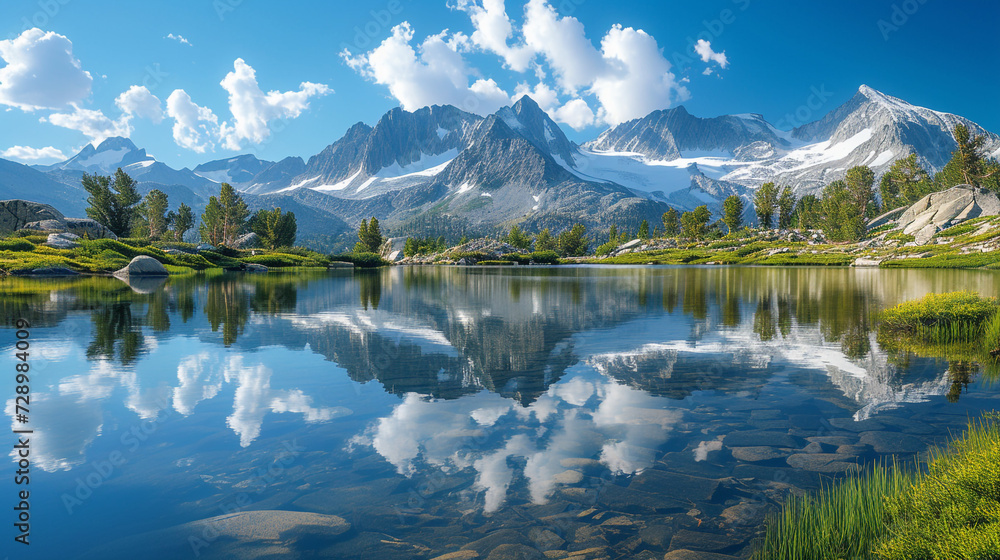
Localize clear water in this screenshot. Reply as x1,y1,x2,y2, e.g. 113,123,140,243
4,266,1000,559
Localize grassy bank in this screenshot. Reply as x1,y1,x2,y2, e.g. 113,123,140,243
0,235,335,275
755,415,1000,559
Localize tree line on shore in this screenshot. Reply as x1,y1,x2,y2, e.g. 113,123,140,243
80,172,297,250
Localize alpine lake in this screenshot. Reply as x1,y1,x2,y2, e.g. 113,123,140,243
4,265,1000,560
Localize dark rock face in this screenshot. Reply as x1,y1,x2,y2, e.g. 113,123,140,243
0,199,65,234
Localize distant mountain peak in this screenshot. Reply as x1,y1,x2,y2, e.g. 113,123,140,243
94,136,139,152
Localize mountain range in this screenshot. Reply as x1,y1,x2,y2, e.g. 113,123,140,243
2,85,997,250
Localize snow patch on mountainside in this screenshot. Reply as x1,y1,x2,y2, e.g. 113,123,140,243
77,149,130,169
311,171,360,192
194,169,234,184
375,149,458,179
566,149,747,194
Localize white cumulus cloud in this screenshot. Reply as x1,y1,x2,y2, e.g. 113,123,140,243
0,28,93,111
42,106,131,145
453,0,535,72
1,145,67,162
217,58,332,150
552,98,595,130
115,85,165,124
694,39,728,69
592,25,689,126
341,23,511,116
166,89,220,153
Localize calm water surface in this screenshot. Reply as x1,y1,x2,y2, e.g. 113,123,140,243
4,266,1000,559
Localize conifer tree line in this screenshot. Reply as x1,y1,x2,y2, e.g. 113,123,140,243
81,171,296,248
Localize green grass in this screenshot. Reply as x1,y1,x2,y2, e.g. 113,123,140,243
754,460,915,560
882,251,1000,269
876,416,1000,559
756,415,1000,560
878,291,999,344
330,252,389,268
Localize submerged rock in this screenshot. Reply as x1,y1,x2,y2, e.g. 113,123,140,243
114,255,169,277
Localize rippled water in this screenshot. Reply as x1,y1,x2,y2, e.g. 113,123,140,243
4,266,1000,559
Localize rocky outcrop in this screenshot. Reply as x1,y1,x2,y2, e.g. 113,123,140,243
233,232,260,249
114,255,168,277
44,232,80,249
0,200,65,234
897,185,1000,244
65,218,117,239
380,237,408,262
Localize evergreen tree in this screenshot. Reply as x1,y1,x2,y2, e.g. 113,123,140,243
357,219,369,253
681,205,711,239
505,225,533,250
173,203,194,241
846,165,879,221
199,197,225,245
662,208,680,236
557,224,589,256
936,124,999,190
355,217,384,253
638,219,650,239
722,195,744,234
793,195,821,230
535,228,556,252
218,182,250,246
82,168,141,238
753,182,778,229
249,207,297,249
820,179,869,242
880,154,931,210
608,224,618,244
140,189,169,239
777,186,796,229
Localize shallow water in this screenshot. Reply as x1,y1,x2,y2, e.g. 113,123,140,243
4,266,1000,559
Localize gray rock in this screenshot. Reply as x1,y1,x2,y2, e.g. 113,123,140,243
826,417,888,432
669,530,747,553
858,431,925,454
380,237,408,262
786,453,861,473
628,470,721,502
852,257,883,267
44,232,80,249
729,446,792,463
723,431,801,448
233,232,260,249
24,219,66,232
11,267,79,277
0,199,65,234
196,243,216,251
114,255,168,277
64,217,117,239
898,185,1000,244
244,263,268,273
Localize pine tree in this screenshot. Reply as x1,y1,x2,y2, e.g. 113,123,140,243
218,183,250,246
681,205,711,239
880,154,931,210
199,197,225,245
846,165,878,221
141,189,169,239
608,224,618,244
535,228,556,252
662,208,680,236
366,217,384,252
82,168,141,238
777,186,796,229
753,182,778,229
505,225,533,250
249,208,297,249
936,124,999,190
638,219,650,239
557,224,589,256
173,203,194,241
722,195,744,234
793,195,821,230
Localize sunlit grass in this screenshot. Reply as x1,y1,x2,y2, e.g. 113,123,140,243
756,415,1000,560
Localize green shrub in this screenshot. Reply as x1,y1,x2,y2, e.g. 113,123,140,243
500,253,531,265
878,291,998,344
117,237,153,247
0,239,37,252
451,251,487,262
884,231,916,243
331,252,388,268
477,260,515,266
241,253,324,267
529,251,560,264
595,240,617,256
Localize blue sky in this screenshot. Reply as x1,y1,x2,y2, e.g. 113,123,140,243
0,0,996,169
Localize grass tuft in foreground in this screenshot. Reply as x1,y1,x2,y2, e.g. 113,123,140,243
754,461,914,560
756,414,1000,560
